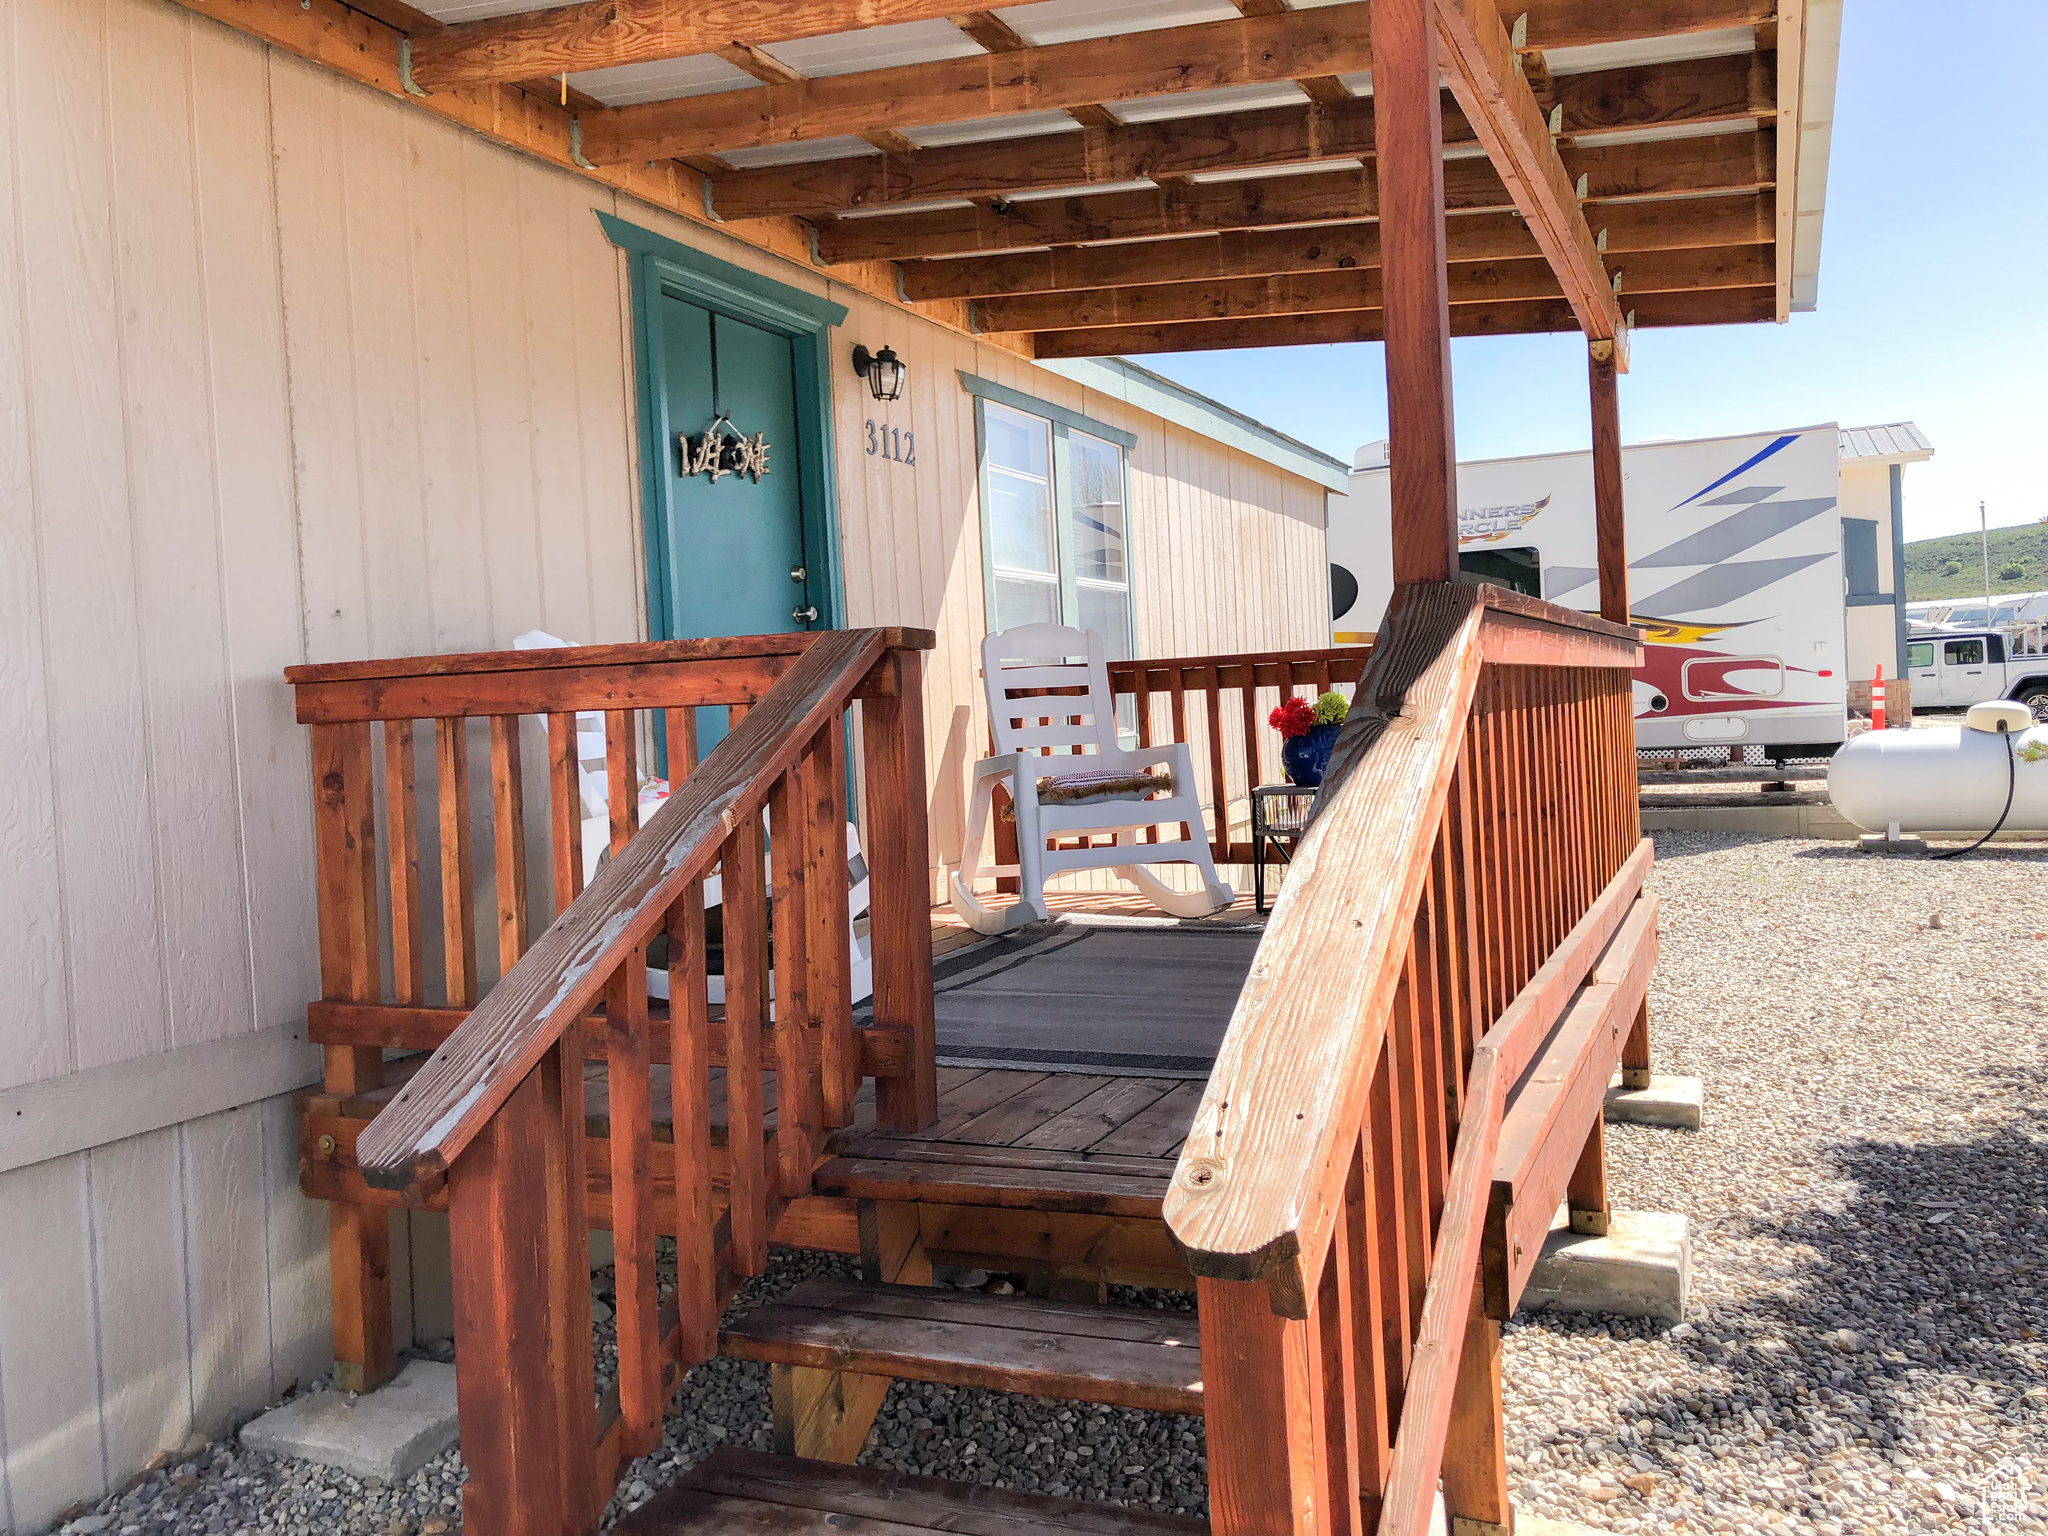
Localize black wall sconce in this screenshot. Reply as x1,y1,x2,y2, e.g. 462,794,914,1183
851,343,905,402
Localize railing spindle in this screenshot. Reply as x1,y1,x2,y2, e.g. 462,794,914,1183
436,717,477,1007
385,720,425,1005
605,708,638,858
768,767,819,1197
722,815,771,1274
546,711,583,915
604,947,661,1456
800,721,856,1126
490,715,529,972
666,882,718,1363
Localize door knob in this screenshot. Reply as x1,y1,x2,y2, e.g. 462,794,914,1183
789,565,807,582
793,604,819,624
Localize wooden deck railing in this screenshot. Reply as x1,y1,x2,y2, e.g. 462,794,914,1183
1109,646,1370,864
290,628,935,1533
1165,583,1656,1536
982,645,1370,885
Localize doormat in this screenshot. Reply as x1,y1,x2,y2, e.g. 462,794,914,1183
905,914,1264,1078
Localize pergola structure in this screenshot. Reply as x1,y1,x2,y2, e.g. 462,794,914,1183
189,0,1836,365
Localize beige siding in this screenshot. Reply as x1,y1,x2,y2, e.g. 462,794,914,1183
0,0,1331,1524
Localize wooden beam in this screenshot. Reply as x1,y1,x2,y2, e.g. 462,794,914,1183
707,55,1768,220
405,0,1767,101
409,0,975,91
973,244,1770,333
1025,285,1774,356
578,6,1379,164
1434,0,1625,346
1588,339,1629,625
818,129,1769,262
710,98,1396,219
1373,0,1460,586
901,190,1775,299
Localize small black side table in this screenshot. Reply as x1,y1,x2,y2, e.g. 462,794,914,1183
1249,784,1319,914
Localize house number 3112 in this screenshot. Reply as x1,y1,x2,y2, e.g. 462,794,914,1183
865,420,916,467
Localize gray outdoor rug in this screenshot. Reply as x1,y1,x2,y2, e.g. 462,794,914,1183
918,915,1265,1078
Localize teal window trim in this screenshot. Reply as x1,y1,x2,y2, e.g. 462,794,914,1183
971,391,1137,663
957,370,1137,452
599,210,850,641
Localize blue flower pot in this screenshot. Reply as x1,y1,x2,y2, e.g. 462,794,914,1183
1281,722,1340,787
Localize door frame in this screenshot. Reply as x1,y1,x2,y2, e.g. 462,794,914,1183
599,211,850,641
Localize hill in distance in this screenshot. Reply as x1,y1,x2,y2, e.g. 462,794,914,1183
1903,520,2048,600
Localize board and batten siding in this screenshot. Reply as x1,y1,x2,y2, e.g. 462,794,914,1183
0,0,1330,1526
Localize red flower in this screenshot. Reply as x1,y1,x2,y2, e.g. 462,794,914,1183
1269,695,1316,739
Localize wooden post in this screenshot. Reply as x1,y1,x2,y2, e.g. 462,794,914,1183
1589,338,1629,626
448,1046,596,1536
1198,1277,1322,1536
1371,0,1459,586
770,1200,933,1461
1440,1292,1512,1536
1621,998,1652,1090
1566,1115,1611,1237
864,648,938,1132
311,722,396,1397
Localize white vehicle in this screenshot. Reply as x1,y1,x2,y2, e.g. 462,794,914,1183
1904,626,2048,719
1906,591,2048,631
1329,425,1850,754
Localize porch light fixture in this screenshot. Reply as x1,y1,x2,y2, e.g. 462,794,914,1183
852,343,905,402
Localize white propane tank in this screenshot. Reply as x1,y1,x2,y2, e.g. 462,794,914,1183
1828,708,2048,833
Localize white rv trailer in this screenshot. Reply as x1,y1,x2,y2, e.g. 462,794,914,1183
1328,425,1850,753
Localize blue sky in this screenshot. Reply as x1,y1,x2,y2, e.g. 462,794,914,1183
1138,0,2048,542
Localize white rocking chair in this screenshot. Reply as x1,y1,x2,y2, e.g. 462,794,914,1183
950,624,1235,935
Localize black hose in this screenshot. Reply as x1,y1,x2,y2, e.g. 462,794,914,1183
1932,723,2017,860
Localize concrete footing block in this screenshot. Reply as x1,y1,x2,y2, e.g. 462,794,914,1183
1604,1073,1703,1129
1520,1210,1691,1323
240,1360,458,1483
1858,830,1927,856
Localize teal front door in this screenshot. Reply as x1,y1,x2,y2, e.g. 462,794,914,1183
654,297,815,643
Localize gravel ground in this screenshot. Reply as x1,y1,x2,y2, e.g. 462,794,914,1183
56,829,2048,1536
1506,831,2048,1535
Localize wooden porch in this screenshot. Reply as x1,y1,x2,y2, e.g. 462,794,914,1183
286,581,1658,1536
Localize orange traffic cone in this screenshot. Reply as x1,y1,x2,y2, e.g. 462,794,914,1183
1871,662,1887,731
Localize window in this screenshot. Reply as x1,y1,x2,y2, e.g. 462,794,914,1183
978,397,1135,660
1988,634,2007,663
1842,518,1881,597
1945,638,1985,667
1907,641,1935,669
1459,545,1541,598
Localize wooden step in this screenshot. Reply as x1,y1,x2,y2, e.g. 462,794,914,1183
616,1446,1208,1536
719,1279,1203,1414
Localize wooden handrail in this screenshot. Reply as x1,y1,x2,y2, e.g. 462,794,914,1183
355,627,892,1189
1178,580,1647,1536
1163,583,1490,1297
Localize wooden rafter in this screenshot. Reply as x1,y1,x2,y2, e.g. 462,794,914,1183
1026,285,1774,356
813,129,1770,263
1433,0,1625,347
404,0,1769,101
899,191,1775,299
703,54,1769,220
971,244,1772,333
578,7,1378,164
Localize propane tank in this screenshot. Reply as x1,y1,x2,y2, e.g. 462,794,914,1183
1828,702,2048,834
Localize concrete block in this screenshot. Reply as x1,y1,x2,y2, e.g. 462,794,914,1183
240,1359,457,1483
1858,830,1927,855
1519,1210,1690,1323
1604,1073,1703,1130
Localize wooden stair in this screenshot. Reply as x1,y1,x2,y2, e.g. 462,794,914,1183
720,1279,1203,1414
615,1446,1209,1536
